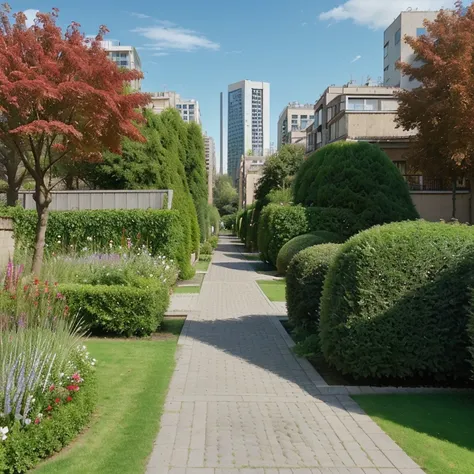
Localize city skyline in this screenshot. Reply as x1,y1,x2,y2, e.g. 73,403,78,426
15,0,456,173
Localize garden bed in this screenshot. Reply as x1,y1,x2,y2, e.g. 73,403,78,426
34,318,184,474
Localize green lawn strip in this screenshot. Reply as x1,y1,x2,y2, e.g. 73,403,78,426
257,279,286,302
242,253,262,261
35,320,184,474
195,260,210,272
354,394,474,474
173,285,200,294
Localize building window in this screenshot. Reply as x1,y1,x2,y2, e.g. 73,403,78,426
182,104,188,109
395,29,401,45
189,104,194,110
416,28,427,37
384,41,389,58
384,65,389,72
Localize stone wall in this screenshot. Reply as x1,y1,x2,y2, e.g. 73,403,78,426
0,217,14,269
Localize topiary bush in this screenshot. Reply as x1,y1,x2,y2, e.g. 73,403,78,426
305,207,360,239
60,281,169,336
208,235,219,249
200,241,213,256
276,233,341,275
320,220,474,381
286,243,341,332
469,290,474,378
257,204,308,266
293,142,419,230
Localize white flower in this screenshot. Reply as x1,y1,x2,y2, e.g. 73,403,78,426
24,419,31,426
87,236,93,242
165,265,170,270
57,240,61,244
37,413,43,419
59,373,64,378
1,426,8,441
32,398,36,403
57,235,61,238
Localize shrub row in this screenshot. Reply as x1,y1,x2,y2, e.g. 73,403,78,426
60,280,169,337
6,208,192,278
320,221,474,381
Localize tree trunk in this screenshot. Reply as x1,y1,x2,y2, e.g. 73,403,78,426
6,184,18,207
31,185,52,276
451,177,457,220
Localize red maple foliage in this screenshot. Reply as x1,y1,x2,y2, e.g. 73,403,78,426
396,1,474,217
0,5,151,273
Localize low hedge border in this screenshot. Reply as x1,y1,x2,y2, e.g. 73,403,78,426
59,281,169,337
0,370,97,473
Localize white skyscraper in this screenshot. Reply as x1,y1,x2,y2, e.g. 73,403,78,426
227,80,270,182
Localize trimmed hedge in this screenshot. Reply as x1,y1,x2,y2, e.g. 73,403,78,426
6,208,192,278
0,365,96,473
276,233,341,275
258,205,308,266
469,290,474,377
294,142,419,230
305,207,360,239
286,244,341,332
60,281,169,336
320,221,474,381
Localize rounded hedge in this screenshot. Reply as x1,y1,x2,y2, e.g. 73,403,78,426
286,243,341,331
276,232,341,275
293,142,419,230
320,220,474,381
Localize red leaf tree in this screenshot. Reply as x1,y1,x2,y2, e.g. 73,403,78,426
396,1,474,219
0,5,151,273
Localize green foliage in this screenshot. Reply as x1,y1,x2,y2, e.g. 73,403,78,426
0,370,97,474
469,290,474,378
208,235,219,249
208,206,220,236
293,142,419,230
60,282,169,337
9,208,192,278
276,233,341,275
305,207,360,239
320,220,474,381
200,241,213,256
286,243,341,331
255,144,305,201
257,205,308,266
213,175,238,216
221,213,236,230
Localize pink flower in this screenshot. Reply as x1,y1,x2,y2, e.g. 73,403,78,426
49,384,55,392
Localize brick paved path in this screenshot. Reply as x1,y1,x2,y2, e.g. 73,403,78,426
147,236,424,474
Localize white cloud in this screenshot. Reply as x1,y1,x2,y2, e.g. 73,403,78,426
23,9,38,27
319,0,455,30
130,12,151,19
350,54,362,63
133,23,219,52
153,52,169,57
225,50,243,55
302,22,308,26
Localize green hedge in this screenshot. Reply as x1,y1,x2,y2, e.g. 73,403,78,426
293,142,419,230
305,207,360,239
258,205,308,266
320,221,474,381
7,208,192,278
0,368,96,473
276,233,341,275
287,243,341,331
469,290,474,378
60,281,169,336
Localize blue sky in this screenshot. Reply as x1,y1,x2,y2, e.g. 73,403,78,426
16,0,453,172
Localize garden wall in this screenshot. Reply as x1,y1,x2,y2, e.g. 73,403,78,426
411,191,472,223
0,217,14,267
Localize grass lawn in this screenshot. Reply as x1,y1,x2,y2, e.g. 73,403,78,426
257,279,286,302
354,394,474,474
35,318,184,474
195,260,210,272
174,285,200,294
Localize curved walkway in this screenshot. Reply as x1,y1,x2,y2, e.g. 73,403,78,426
147,236,424,474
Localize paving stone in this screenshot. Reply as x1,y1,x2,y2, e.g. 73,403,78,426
146,237,424,474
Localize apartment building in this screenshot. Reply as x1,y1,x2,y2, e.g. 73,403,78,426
306,85,413,170
148,91,201,125
384,11,438,89
228,80,270,183
203,133,216,204
277,103,314,150
237,155,267,209
100,40,142,90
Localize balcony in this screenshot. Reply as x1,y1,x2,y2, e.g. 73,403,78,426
404,175,470,192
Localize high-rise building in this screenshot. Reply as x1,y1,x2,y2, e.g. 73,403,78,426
100,40,142,90
277,103,315,150
148,91,201,125
203,133,216,204
227,80,270,182
220,92,225,175
384,11,438,89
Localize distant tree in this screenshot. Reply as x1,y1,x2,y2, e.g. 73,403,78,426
213,175,238,215
0,6,150,273
255,144,305,201
396,1,474,218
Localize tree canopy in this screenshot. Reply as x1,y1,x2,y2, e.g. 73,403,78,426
213,175,238,216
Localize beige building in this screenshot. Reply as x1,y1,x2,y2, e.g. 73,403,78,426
203,133,216,204
277,103,314,150
306,84,412,170
148,91,201,125
384,11,439,89
238,155,266,209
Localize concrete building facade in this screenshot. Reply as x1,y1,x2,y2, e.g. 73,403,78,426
238,155,267,209
100,40,142,90
383,11,438,89
203,133,216,204
148,92,201,125
277,103,314,150
228,80,270,183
